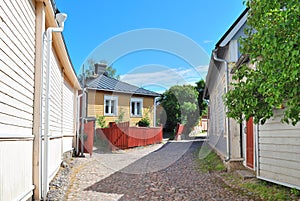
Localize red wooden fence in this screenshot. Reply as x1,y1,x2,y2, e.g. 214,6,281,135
175,123,184,140
97,122,163,149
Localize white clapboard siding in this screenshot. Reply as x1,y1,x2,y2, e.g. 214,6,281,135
47,138,63,181
62,80,74,136
62,80,75,152
63,136,74,153
258,109,300,189
49,49,63,136
1,1,35,49
0,141,34,201
0,1,35,200
0,0,35,136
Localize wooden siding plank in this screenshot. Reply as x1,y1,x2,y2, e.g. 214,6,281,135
48,50,63,136
0,70,33,101
0,141,33,201
62,80,74,135
18,0,36,23
258,130,300,137
0,4,35,50
0,11,35,57
13,0,35,30
259,144,300,154
0,6,35,58
2,0,35,46
0,102,33,122
259,137,300,146
260,157,300,171
0,123,32,135
259,150,300,162
259,169,300,187
0,74,33,105
0,23,34,68
0,92,33,115
0,40,34,81
260,123,300,131
0,112,32,128
0,54,34,90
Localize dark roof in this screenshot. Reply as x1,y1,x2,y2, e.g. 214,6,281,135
215,8,249,48
86,74,161,97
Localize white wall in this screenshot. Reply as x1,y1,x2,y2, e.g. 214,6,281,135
206,56,227,156
0,0,35,200
258,109,300,189
40,41,77,191
0,0,35,136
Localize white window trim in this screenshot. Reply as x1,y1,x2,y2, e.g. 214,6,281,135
130,98,143,117
104,95,118,116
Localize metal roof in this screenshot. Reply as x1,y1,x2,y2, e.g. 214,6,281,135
86,74,161,97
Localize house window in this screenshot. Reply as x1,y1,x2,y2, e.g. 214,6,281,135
130,98,143,117
104,95,118,116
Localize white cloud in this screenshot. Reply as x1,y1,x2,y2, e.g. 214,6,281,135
119,65,208,93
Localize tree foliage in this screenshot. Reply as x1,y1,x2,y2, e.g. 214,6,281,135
195,79,208,116
159,85,199,133
225,0,300,125
78,59,120,85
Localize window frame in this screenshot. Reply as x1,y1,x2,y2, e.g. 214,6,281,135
130,98,143,117
104,95,118,116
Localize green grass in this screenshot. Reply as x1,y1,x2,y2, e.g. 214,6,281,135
196,143,226,173
196,143,300,200
221,172,300,201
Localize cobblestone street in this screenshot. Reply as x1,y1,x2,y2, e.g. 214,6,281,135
64,140,255,201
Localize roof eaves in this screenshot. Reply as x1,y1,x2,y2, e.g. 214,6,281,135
215,8,249,48
86,87,161,97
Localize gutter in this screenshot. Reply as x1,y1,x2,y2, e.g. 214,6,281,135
212,49,231,162
43,13,67,200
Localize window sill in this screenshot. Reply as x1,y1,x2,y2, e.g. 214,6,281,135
131,115,142,118
104,114,117,117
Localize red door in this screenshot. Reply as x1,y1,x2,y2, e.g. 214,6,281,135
246,117,254,168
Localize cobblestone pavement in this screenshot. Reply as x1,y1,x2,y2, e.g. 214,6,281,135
65,140,255,201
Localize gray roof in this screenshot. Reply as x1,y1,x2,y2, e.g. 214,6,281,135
86,74,161,97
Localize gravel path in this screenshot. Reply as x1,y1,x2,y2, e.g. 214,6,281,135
48,140,256,200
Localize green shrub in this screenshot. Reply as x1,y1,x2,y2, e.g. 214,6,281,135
137,116,150,127
115,109,125,123
96,115,106,128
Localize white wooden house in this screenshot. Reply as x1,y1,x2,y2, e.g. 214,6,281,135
205,9,249,169
206,8,300,190
0,0,80,200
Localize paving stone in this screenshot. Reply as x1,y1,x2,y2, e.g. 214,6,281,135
47,141,258,200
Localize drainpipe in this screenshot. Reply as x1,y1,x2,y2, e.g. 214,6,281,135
81,91,86,156
76,93,83,155
80,66,86,157
43,13,67,200
212,49,231,162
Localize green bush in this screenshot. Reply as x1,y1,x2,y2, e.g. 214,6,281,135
96,115,106,128
137,116,150,127
115,109,125,123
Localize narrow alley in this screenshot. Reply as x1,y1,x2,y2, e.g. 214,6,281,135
62,141,255,201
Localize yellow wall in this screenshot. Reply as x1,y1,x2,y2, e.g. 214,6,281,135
87,90,155,127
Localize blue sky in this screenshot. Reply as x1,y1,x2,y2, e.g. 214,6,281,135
55,1,245,92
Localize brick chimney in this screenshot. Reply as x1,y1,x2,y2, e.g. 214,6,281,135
94,63,107,76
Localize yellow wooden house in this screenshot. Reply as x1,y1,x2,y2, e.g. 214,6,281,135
85,74,160,127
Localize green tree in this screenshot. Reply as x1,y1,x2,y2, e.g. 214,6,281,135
225,0,300,125
159,85,199,134
78,59,120,85
195,79,208,116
